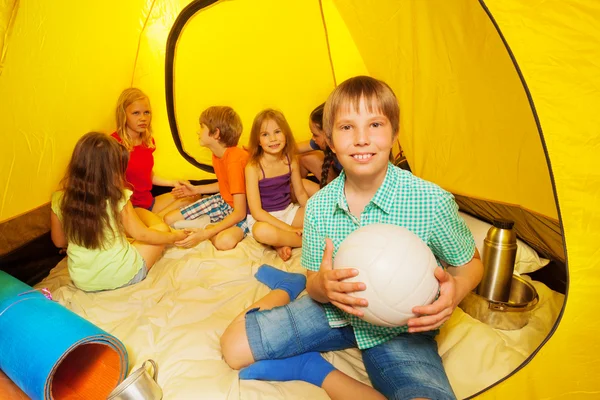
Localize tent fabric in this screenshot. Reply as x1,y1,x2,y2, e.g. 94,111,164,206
471,1,600,396
0,0,18,76
0,0,599,397
34,239,563,400
330,0,557,219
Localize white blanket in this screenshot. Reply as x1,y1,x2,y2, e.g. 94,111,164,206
36,237,564,399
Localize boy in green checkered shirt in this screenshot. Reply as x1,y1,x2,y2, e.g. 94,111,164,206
221,76,483,400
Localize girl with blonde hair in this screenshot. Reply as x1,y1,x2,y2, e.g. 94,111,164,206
112,88,194,216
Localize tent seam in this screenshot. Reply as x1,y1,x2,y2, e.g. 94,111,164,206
131,0,159,87
318,0,337,88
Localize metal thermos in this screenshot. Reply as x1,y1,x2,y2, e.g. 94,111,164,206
477,219,517,303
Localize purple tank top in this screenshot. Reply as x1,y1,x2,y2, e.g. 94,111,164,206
258,156,292,212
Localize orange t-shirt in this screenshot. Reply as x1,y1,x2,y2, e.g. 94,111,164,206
212,146,249,207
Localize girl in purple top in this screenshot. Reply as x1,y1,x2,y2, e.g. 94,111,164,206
245,109,309,261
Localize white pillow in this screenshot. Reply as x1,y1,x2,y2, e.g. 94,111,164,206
458,212,550,274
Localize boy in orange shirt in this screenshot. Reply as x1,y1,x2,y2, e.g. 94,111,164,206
164,106,249,250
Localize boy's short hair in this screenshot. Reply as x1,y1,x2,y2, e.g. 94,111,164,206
200,106,243,147
323,76,400,141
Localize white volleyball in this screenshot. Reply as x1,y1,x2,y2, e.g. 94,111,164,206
333,224,440,327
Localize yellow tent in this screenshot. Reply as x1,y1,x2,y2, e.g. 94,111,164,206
0,0,598,397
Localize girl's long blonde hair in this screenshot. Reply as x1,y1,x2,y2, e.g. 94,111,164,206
115,87,154,151
248,109,297,166
60,132,129,249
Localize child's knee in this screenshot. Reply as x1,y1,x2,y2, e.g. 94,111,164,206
163,209,183,225
252,222,276,243
213,231,241,251
220,323,251,370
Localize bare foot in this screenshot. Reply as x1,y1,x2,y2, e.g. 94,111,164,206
275,246,292,261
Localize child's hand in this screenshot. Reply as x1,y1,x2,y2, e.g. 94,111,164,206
172,181,197,199
174,228,210,248
174,180,190,188
315,238,367,317
291,227,303,236
407,267,457,332
171,229,189,242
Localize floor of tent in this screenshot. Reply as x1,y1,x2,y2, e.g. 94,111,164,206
35,237,564,399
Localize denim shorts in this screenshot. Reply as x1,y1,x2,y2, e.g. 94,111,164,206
147,197,156,211
86,261,148,293
121,261,148,287
245,296,456,400
135,197,155,211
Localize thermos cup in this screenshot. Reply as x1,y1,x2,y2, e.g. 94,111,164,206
477,219,517,302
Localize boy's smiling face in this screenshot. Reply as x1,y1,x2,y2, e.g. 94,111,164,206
329,96,396,183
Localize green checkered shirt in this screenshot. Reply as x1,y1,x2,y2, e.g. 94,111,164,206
301,163,475,349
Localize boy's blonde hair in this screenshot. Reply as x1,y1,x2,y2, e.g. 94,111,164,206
115,87,155,151
248,109,298,165
323,76,400,141
200,106,243,147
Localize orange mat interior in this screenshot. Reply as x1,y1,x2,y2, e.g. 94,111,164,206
51,342,122,399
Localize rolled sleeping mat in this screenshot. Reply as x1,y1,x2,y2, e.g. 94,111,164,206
0,271,128,400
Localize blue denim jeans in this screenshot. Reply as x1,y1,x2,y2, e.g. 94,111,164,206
245,295,456,400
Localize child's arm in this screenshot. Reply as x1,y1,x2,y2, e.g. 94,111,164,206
50,211,68,248
305,238,368,316
290,157,309,207
296,140,316,154
302,203,367,315
172,181,219,199
407,194,484,332
407,251,483,333
174,193,246,247
246,164,298,232
121,201,187,244
151,173,180,188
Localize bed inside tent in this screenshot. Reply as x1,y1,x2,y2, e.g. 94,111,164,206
1,0,599,399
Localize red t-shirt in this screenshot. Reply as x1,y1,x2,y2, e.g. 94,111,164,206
111,132,155,209
213,146,249,207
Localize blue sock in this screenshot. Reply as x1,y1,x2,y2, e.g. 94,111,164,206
239,352,335,387
254,264,306,300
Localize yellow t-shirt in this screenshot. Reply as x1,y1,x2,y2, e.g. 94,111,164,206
51,189,144,291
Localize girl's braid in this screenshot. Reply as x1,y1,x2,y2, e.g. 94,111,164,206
320,147,335,188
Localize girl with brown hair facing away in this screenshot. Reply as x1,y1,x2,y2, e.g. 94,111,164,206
50,132,187,292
